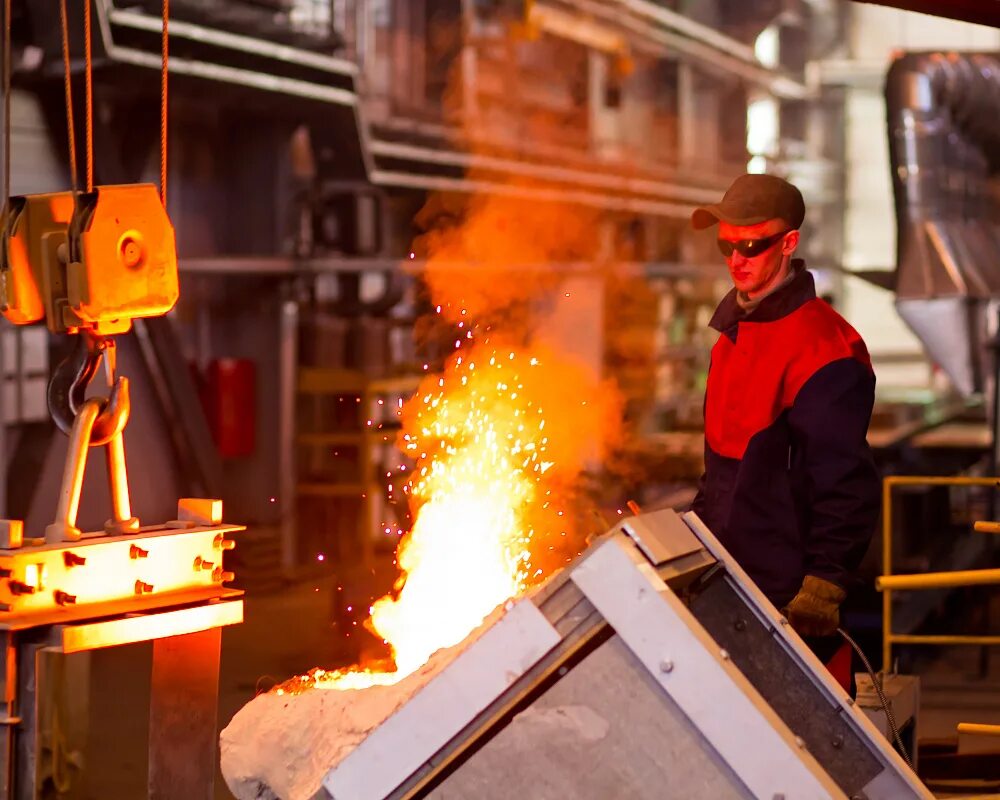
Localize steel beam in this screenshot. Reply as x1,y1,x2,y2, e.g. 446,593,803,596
133,317,223,499
148,627,222,800
0,632,16,800
13,632,48,800
850,0,1000,28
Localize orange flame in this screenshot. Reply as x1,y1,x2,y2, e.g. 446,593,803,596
307,331,617,691
370,346,545,677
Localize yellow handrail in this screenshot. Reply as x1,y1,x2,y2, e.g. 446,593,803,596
881,475,1000,672
876,568,1000,590
973,521,1000,534
957,723,1000,737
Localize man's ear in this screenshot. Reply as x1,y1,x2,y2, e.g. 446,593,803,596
783,229,800,255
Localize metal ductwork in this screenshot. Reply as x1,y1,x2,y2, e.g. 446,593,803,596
886,52,1000,397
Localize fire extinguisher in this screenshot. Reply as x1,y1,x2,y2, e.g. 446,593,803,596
203,358,256,458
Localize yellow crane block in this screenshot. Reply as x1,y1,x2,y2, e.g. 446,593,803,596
0,191,74,327
66,183,178,334
0,184,178,334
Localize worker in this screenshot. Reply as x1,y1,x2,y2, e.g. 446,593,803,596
690,174,880,685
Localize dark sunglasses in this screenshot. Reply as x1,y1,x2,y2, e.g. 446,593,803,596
717,230,790,259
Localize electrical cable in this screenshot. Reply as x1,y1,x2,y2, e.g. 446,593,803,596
837,627,915,771
59,0,78,193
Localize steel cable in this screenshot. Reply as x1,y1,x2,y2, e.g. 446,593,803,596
160,0,169,206
59,0,78,193
2,0,11,207
83,0,93,190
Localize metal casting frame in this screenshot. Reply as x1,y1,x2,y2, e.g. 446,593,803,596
316,509,930,800
0,594,241,800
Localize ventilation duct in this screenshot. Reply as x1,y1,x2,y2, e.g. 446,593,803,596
886,52,1000,396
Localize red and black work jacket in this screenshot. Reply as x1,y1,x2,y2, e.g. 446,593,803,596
692,262,880,608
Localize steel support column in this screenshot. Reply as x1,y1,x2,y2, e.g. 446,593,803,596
148,627,222,800
13,632,48,800
0,631,15,799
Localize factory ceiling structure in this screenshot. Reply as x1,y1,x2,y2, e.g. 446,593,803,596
852,0,1000,28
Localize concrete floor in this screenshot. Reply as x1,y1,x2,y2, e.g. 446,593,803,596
920,646,1000,741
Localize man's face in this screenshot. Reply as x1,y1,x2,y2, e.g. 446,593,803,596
717,218,799,298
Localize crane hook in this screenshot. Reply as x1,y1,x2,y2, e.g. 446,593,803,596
47,331,130,446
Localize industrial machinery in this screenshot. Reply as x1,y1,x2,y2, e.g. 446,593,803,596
0,185,243,800
0,190,243,796
0,170,243,797
885,51,1000,400
0,497,243,799
222,508,929,800
0,4,245,796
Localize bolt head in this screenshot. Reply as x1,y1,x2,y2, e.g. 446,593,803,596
719,649,730,661
659,659,674,673
119,234,145,270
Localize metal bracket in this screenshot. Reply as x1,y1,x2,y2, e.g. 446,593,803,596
620,508,704,567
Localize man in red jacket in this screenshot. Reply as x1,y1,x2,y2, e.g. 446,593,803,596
691,174,880,670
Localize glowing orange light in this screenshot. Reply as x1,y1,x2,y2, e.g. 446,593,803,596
311,343,549,690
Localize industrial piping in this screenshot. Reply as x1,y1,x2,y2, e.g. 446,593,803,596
885,51,1000,397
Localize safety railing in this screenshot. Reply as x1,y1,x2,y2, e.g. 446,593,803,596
878,475,1000,673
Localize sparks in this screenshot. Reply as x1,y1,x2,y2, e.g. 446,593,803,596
310,343,554,691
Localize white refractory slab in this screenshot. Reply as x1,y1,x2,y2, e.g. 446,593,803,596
323,599,560,799
219,601,558,800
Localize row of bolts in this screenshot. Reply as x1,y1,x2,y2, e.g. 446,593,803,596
0,534,236,606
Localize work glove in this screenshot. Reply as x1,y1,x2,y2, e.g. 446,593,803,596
783,575,846,637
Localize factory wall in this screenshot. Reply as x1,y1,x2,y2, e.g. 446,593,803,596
5,89,64,195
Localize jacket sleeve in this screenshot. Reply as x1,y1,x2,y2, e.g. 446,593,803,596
786,358,880,589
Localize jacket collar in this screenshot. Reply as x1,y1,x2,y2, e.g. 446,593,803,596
709,259,814,334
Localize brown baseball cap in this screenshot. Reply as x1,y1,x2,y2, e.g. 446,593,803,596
691,174,805,230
